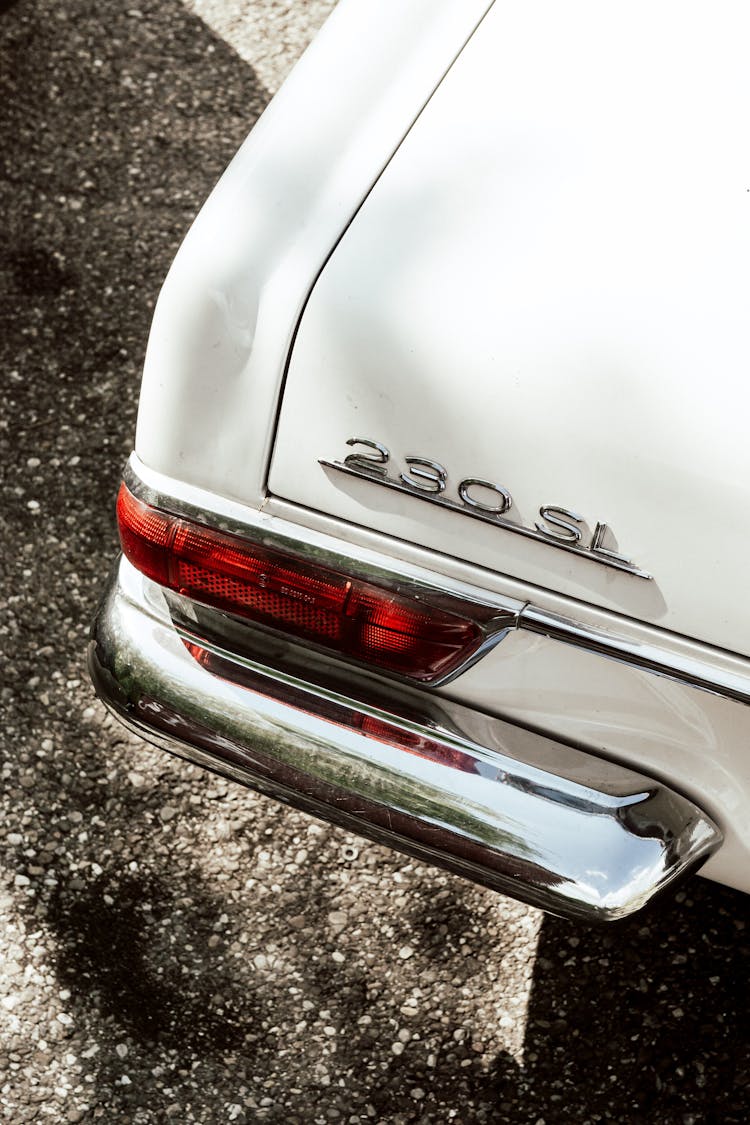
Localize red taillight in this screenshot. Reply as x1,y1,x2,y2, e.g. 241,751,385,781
117,483,483,682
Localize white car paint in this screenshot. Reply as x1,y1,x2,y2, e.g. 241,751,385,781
131,1,750,896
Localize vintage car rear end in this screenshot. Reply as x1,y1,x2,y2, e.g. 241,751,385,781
90,0,750,920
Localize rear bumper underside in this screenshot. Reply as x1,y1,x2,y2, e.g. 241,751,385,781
90,556,721,922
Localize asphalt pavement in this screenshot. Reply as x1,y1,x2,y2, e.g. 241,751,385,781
1,1,749,1122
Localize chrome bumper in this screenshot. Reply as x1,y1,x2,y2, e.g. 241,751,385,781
90,557,721,922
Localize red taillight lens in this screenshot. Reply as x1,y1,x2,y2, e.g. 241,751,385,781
117,484,483,682
116,485,174,586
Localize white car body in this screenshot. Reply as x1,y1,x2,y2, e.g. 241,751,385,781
92,0,750,918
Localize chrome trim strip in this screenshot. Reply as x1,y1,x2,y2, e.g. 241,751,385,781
91,557,721,922
320,459,653,579
520,606,750,707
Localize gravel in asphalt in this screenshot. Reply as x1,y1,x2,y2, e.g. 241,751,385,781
1,1,749,1122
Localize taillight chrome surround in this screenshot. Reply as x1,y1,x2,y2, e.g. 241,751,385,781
117,468,522,686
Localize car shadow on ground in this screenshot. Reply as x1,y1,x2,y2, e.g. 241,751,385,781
355,868,750,1123
519,882,750,1122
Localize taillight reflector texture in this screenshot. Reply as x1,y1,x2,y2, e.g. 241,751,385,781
117,484,482,683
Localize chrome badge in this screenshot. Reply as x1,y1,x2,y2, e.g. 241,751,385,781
320,438,651,580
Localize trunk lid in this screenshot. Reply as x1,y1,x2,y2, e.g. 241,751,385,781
269,0,750,657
